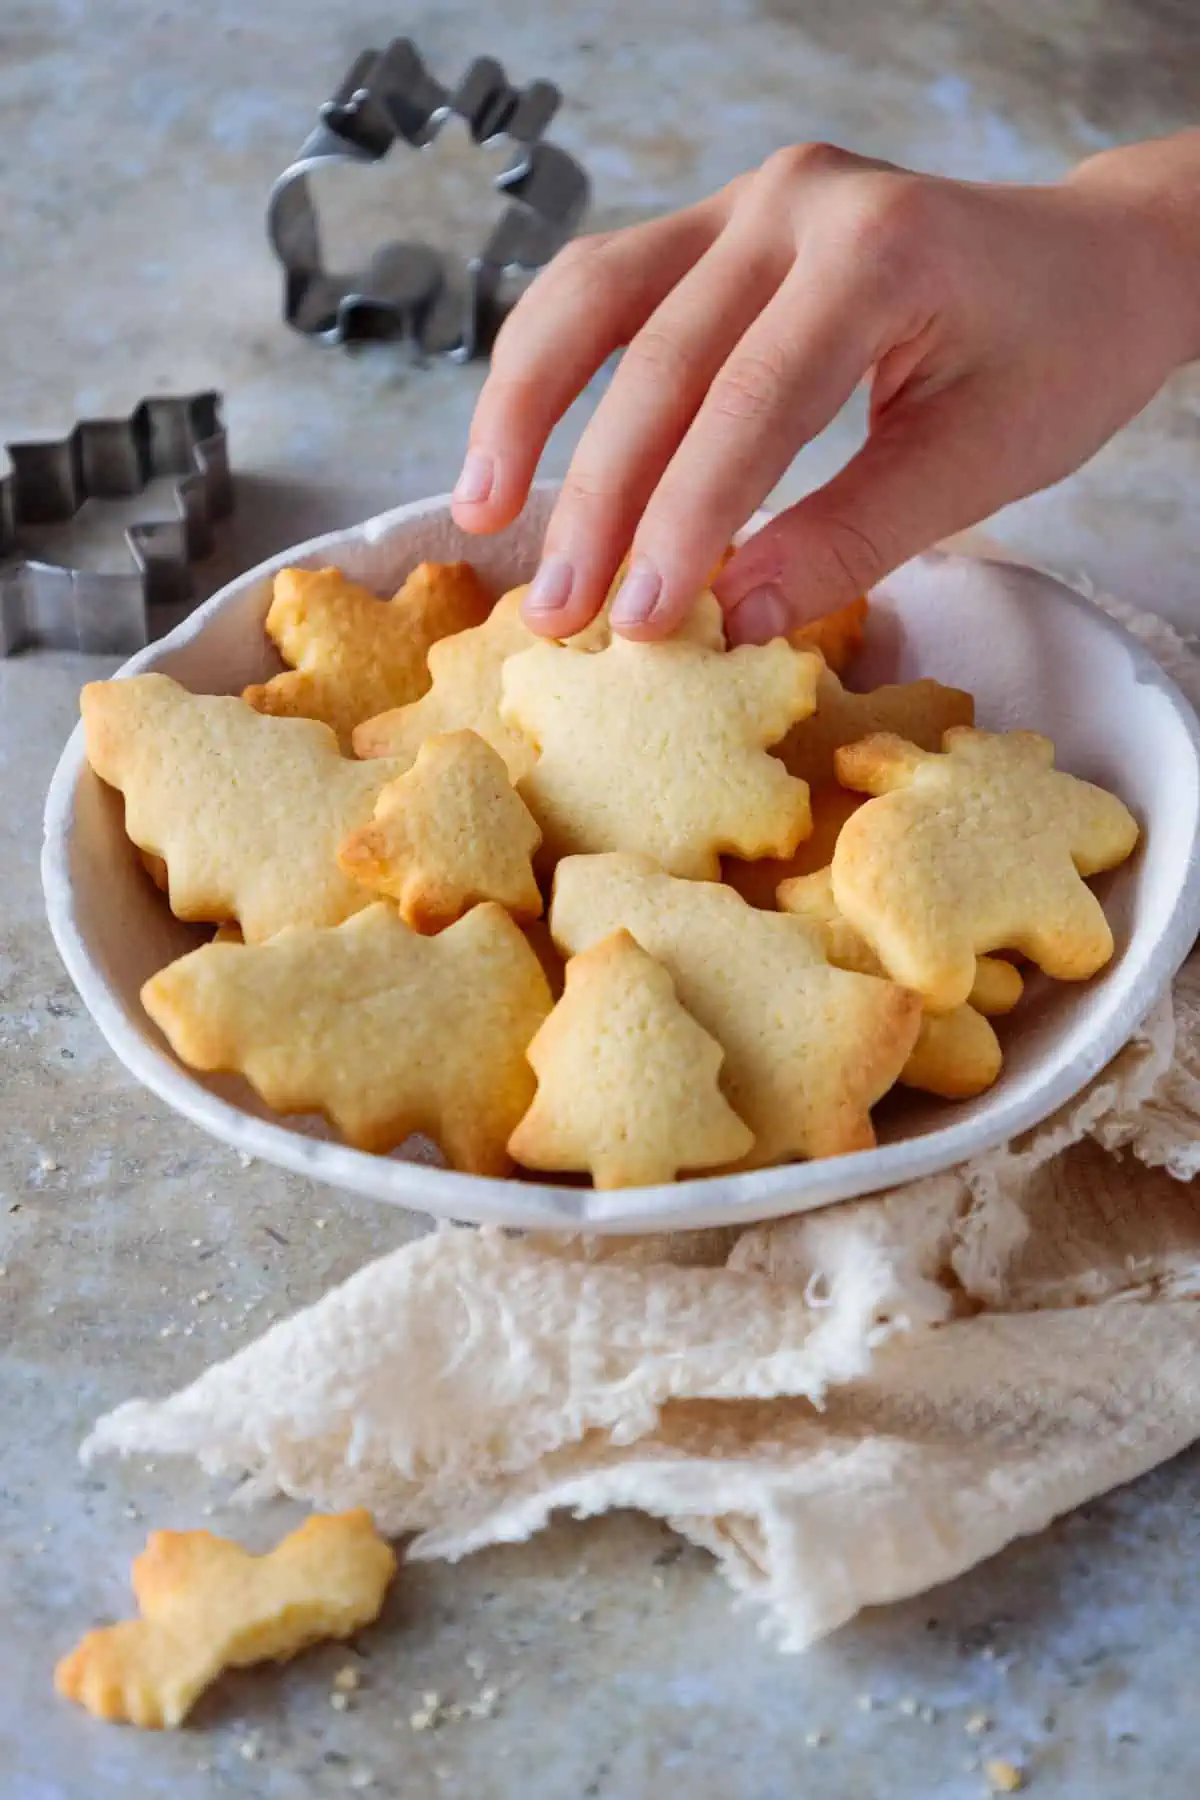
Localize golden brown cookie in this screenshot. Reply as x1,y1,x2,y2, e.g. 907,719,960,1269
243,562,491,745
141,901,552,1170
789,595,869,675
81,674,407,942
508,929,755,1186
502,637,820,880
722,784,864,909
337,730,543,931
833,729,1140,1011
777,665,974,788
551,854,922,1164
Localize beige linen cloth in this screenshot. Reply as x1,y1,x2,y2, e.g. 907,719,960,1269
84,572,1200,1653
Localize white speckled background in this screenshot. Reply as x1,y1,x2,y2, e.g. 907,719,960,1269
2,1,1199,1795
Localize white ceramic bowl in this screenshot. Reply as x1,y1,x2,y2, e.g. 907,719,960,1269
42,484,1200,1233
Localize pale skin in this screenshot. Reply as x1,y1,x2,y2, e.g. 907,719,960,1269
451,133,1200,645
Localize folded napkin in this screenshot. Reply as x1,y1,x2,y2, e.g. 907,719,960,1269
84,581,1200,1652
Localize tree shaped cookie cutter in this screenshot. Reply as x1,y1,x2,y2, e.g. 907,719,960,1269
0,392,232,657
267,38,590,359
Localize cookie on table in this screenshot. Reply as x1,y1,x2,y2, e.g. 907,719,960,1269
777,869,1003,1099
550,854,922,1164
508,929,755,1187
337,730,543,932
777,665,974,788
833,728,1140,1011
789,595,869,674
243,562,491,746
502,636,821,880
142,902,552,1172
81,674,407,942
722,783,864,909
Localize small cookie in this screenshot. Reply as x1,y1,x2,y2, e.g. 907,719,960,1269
508,929,755,1186
551,854,922,1164
141,901,552,1171
243,562,491,745
790,595,869,675
502,637,820,880
723,784,864,909
352,588,540,779
337,730,543,931
833,728,1140,1011
776,869,1002,1098
54,1511,395,1729
81,674,406,942
776,665,974,788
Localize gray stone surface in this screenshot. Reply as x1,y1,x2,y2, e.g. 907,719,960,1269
2,2,1199,1796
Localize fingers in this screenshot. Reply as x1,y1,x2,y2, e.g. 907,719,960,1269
608,254,901,639
714,380,1010,642
518,226,789,639
451,199,728,539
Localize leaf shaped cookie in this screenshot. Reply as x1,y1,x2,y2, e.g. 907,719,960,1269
508,930,755,1186
503,637,820,880
777,869,1003,1099
142,902,552,1169
243,562,491,745
833,728,1139,1010
81,674,407,941
776,665,974,787
550,854,922,1164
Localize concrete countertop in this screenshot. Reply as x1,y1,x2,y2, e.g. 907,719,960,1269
2,3,1198,1795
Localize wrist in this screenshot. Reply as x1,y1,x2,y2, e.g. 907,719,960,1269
1064,133,1200,367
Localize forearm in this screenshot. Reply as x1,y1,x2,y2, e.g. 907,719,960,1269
1066,130,1200,367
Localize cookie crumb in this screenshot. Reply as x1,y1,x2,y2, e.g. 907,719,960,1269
984,1758,1025,1793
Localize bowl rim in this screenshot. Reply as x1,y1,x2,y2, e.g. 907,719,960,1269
41,485,1200,1232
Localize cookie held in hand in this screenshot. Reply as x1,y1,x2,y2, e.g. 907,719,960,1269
55,1512,395,1729
338,730,543,931
82,674,406,942
142,902,552,1170
551,854,922,1164
243,562,491,745
509,930,755,1187
833,729,1140,1011
502,637,821,880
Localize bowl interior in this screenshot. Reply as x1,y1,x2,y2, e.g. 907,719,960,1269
43,487,1200,1232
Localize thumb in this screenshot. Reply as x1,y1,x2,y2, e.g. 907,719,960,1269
713,392,1002,644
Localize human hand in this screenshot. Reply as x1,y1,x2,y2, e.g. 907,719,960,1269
451,136,1200,643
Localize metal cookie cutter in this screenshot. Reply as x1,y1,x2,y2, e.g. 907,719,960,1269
0,392,232,657
268,38,590,359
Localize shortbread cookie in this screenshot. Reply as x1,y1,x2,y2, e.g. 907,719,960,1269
777,869,1002,1098
82,675,408,941
790,595,869,674
551,854,922,1163
777,665,974,788
243,562,491,745
508,929,755,1186
833,729,1140,1010
55,1512,395,1729
967,954,1023,1016
722,784,864,909
338,730,543,931
352,589,540,780
502,637,820,880
142,902,552,1170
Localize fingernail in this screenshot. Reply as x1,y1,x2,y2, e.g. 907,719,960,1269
727,584,791,645
609,561,662,629
523,556,575,615
453,449,495,506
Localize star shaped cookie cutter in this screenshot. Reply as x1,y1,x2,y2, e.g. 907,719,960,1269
267,38,590,359
0,392,232,657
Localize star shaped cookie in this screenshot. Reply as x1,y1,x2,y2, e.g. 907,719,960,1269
508,929,755,1186
142,901,552,1169
776,665,974,787
243,562,491,745
338,730,543,931
550,854,922,1163
833,729,1140,1010
502,637,821,879
81,674,408,941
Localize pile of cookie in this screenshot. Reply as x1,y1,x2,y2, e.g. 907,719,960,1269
80,555,1139,1190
